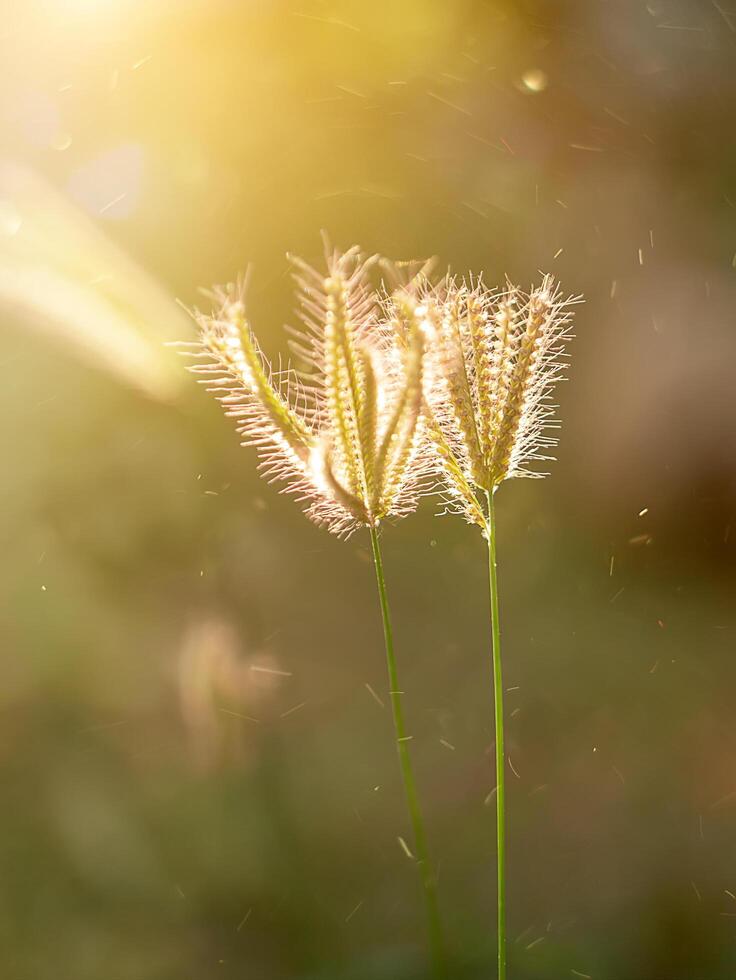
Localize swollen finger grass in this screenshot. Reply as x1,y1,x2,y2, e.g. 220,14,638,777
420,273,580,979
180,241,445,976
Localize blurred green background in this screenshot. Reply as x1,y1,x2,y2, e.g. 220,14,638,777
2,1,736,977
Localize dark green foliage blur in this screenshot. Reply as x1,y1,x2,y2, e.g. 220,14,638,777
2,1,735,977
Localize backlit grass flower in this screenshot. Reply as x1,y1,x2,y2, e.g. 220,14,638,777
421,274,579,525
184,244,429,537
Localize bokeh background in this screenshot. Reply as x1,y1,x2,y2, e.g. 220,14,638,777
2,1,736,977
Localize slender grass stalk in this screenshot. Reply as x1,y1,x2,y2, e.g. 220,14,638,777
485,489,506,980
418,274,578,976
368,525,446,979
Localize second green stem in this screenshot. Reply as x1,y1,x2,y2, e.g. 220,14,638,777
486,489,506,980
368,525,446,979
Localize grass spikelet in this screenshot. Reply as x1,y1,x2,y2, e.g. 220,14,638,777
186,280,314,491
487,276,576,485
287,241,431,534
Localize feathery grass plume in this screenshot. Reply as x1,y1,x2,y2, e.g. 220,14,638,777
422,274,579,516
181,245,431,538
419,270,580,980
179,241,446,977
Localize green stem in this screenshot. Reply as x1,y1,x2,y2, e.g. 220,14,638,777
368,525,446,979
486,489,506,980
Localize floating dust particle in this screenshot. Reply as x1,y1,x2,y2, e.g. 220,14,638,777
520,69,548,92
427,91,472,116
76,719,130,735
712,0,736,32
657,23,707,31
345,900,364,923
280,701,307,718
219,708,260,723
603,106,629,125
466,132,503,151
336,84,366,99
711,789,736,809
364,682,385,708
462,201,489,219
236,908,252,931
290,11,360,31
99,193,126,214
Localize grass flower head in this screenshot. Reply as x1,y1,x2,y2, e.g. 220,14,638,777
184,242,430,536
420,274,579,525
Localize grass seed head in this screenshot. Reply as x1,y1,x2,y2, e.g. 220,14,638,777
421,273,580,527
182,242,432,537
